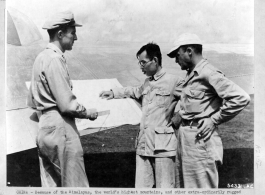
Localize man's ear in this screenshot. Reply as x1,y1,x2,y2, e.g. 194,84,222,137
57,30,63,39
186,47,193,56
153,57,158,64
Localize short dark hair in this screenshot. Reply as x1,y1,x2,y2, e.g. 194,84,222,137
180,44,203,54
136,42,162,66
47,24,69,39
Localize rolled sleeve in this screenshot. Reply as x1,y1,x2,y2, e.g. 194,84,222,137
209,72,250,125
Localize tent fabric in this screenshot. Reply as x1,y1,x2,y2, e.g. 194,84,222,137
7,11,21,46
7,7,42,46
6,108,38,154
70,79,142,130
7,79,142,154
6,44,45,111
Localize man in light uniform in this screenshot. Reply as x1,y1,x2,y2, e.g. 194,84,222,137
27,11,98,187
167,33,250,188
100,43,183,188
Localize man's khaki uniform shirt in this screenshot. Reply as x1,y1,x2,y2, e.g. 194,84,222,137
112,68,183,157
27,43,89,118
179,59,250,124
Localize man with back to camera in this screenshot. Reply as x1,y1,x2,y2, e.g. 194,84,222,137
167,33,250,188
99,43,183,188
27,11,98,187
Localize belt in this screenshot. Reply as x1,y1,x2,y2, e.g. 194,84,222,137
181,118,200,127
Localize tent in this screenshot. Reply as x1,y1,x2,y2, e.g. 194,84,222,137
6,7,46,110
7,7,42,46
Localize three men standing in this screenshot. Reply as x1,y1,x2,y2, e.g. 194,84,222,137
27,11,98,187
168,33,250,188
27,10,250,188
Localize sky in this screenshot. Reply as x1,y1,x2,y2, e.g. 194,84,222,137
7,0,254,45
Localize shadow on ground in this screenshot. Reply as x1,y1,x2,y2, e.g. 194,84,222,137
6,147,253,188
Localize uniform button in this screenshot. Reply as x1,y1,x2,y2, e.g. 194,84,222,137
149,101,152,104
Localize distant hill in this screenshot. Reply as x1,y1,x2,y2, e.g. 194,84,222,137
6,42,254,110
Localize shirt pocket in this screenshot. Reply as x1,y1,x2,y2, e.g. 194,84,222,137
155,89,171,107
154,126,177,151
184,89,205,113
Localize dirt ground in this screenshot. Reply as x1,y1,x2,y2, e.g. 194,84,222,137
6,95,254,188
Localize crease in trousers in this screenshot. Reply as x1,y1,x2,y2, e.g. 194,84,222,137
36,108,89,187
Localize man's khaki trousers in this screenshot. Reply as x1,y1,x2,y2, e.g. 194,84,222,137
37,108,89,187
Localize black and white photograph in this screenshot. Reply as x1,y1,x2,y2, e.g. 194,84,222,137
1,0,263,193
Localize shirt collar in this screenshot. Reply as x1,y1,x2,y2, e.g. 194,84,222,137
46,43,65,59
191,59,207,75
150,68,166,81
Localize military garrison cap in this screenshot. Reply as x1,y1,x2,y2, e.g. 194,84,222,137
42,11,82,30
